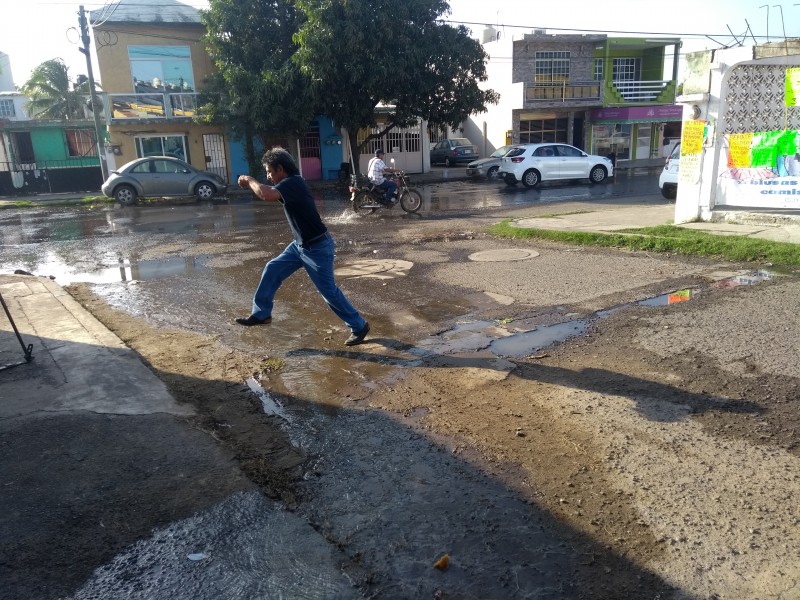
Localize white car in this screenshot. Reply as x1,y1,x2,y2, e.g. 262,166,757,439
659,142,681,200
497,143,613,188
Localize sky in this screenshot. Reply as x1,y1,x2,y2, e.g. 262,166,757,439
2,0,800,90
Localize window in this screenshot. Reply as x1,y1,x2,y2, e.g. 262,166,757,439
131,159,185,174
594,58,604,81
65,129,97,157
129,46,195,93
11,132,35,163
135,135,189,161
612,58,640,82
534,51,570,83
0,99,15,118
519,118,569,144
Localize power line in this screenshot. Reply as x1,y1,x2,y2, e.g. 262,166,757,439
442,19,795,41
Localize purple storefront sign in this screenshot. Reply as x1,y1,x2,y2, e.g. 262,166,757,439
590,105,684,121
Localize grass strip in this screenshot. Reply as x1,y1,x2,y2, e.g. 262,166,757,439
489,220,800,266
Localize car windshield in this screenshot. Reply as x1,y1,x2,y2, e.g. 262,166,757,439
451,138,474,147
490,146,512,158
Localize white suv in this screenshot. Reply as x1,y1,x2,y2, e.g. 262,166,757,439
658,142,680,200
497,143,613,188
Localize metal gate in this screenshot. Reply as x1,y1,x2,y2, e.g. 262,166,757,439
202,134,228,182
299,123,322,180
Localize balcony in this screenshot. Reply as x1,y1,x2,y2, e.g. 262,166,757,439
605,80,676,106
525,81,601,103
109,93,199,121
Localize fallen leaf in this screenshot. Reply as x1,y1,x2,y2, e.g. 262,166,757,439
433,554,449,570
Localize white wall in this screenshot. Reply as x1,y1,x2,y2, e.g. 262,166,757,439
464,32,522,156
0,52,15,92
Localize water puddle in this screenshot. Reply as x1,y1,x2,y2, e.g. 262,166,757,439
489,320,588,356
245,377,289,420
475,270,780,358
23,253,209,285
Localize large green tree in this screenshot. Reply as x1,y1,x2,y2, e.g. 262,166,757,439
200,0,315,175
21,58,94,120
293,0,499,159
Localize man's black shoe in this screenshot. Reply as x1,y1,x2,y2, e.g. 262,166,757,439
235,315,272,326
345,322,370,346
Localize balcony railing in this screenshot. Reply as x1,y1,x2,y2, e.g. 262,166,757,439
609,80,672,103
525,82,601,103
109,93,199,121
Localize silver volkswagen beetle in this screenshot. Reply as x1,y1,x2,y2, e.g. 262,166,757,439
102,156,228,205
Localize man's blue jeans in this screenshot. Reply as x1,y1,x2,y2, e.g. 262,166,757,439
250,234,367,333
376,179,397,202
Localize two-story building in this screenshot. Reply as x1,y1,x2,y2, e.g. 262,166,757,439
91,0,232,181
0,58,102,196
466,29,682,166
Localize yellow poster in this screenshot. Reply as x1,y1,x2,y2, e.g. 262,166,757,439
727,133,753,168
787,67,800,107
681,120,705,155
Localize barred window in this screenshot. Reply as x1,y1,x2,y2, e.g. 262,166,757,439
594,58,604,81
534,51,570,83
65,129,97,157
0,99,15,118
519,118,569,144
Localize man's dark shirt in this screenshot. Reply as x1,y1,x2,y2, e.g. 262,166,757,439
274,174,328,246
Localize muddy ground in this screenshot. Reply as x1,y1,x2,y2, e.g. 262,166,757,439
65,215,800,599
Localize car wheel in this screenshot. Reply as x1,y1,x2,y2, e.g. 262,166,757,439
444,157,452,168
522,169,540,188
195,181,216,200
114,184,137,205
589,165,607,184
487,166,499,181
661,185,677,200
504,174,518,186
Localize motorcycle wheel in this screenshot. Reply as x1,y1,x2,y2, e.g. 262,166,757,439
399,189,422,213
352,191,376,214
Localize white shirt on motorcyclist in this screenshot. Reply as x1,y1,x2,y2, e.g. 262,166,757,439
368,157,388,185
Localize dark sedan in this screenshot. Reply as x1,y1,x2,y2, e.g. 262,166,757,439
101,156,228,205
430,138,479,167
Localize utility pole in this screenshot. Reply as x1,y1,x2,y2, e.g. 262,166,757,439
78,5,108,181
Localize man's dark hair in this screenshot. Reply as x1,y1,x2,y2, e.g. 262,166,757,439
262,147,300,176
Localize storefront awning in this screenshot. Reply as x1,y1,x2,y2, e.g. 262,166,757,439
590,105,683,123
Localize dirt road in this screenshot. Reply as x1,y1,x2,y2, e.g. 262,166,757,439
64,210,800,599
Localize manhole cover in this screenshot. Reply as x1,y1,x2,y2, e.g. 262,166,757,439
335,259,413,279
468,249,539,262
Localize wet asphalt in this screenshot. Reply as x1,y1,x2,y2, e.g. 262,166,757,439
0,172,691,598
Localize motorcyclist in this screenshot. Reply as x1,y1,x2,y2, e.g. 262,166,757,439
367,148,397,206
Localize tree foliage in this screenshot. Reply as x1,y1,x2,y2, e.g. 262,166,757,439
200,0,315,174
293,0,499,156
21,59,94,120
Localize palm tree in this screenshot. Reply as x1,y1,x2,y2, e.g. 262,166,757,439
21,58,95,120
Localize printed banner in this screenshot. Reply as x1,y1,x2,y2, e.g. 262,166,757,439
718,129,800,208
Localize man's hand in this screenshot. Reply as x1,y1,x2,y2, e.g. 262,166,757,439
238,175,252,189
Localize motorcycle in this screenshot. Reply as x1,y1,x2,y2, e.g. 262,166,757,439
349,170,422,214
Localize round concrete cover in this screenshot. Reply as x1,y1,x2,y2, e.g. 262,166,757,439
468,249,539,262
